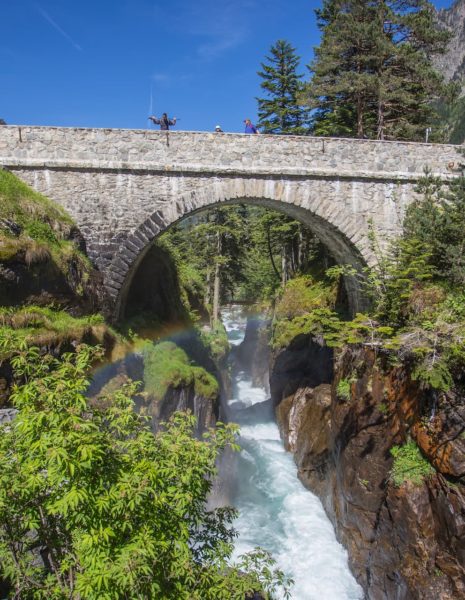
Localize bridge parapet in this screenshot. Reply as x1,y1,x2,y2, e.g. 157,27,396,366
0,126,462,181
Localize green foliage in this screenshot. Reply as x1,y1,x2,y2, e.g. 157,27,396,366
411,358,453,393
23,220,59,245
256,39,309,135
390,440,434,486
435,95,465,144
0,306,110,357
142,341,219,402
0,346,292,599
0,171,94,298
0,169,73,231
274,275,337,320
406,173,465,288
336,378,351,400
159,205,325,314
305,0,454,140
271,275,340,348
200,321,230,362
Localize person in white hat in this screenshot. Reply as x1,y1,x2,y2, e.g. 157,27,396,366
214,125,223,132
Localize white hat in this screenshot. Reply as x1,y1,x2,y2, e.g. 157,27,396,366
215,125,221,129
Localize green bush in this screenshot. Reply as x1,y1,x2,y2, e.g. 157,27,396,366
200,321,230,362
390,440,434,486
336,378,351,400
0,345,292,599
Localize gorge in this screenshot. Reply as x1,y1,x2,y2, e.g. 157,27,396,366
1,148,465,599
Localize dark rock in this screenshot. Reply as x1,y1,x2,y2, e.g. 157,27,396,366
0,218,22,236
270,333,333,407
0,265,17,281
234,313,271,391
233,398,274,424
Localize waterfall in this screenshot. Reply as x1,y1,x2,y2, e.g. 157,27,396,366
221,306,363,600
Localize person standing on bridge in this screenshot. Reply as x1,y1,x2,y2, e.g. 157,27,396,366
244,118,259,134
148,113,177,130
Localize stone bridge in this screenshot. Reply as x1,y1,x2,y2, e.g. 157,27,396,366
0,125,462,316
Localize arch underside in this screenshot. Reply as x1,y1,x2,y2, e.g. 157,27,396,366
106,180,375,320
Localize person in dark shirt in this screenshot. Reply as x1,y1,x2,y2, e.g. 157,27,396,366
148,113,177,130
244,118,258,134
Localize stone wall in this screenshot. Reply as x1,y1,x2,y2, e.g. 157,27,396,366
0,126,462,315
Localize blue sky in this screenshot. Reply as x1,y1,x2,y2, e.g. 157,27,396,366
1,0,453,133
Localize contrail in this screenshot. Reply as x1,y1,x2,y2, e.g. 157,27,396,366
35,4,82,52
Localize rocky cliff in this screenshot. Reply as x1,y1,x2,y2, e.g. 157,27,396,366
435,0,465,87
274,343,465,599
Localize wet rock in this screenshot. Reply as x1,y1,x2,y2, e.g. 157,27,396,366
235,313,271,391
276,385,335,506
233,398,274,424
273,344,465,599
144,384,217,437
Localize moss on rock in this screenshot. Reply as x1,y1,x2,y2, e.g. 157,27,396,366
142,341,219,402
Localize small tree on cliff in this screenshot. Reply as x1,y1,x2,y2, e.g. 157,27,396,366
0,343,292,599
257,39,309,135
305,0,454,140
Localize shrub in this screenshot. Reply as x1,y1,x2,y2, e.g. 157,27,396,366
336,378,351,400
0,345,292,599
390,440,434,486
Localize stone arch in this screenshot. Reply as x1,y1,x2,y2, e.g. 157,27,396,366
106,178,374,319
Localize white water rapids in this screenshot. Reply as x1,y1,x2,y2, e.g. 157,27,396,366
221,307,363,600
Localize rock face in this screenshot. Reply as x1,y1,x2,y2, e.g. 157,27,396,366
435,0,465,88
89,345,219,439
273,344,465,599
0,235,107,315
124,244,195,325
234,313,271,392
142,384,217,437
270,333,333,407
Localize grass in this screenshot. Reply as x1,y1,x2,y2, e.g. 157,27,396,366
0,306,114,357
142,341,219,403
336,378,352,400
0,169,73,233
390,440,434,486
0,170,93,292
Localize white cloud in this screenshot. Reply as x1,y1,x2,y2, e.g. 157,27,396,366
167,0,256,61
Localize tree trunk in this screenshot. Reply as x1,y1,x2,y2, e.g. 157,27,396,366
377,99,385,140
212,230,221,324
281,247,288,287
205,268,211,309
267,224,281,281
357,93,364,138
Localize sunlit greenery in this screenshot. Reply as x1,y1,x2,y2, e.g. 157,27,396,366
390,441,434,487
0,344,293,599
142,341,219,403
0,306,113,358
0,170,93,296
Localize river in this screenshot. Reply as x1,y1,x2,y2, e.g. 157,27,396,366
221,306,363,600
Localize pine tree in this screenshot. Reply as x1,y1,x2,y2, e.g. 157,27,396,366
305,0,454,141
257,40,309,135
